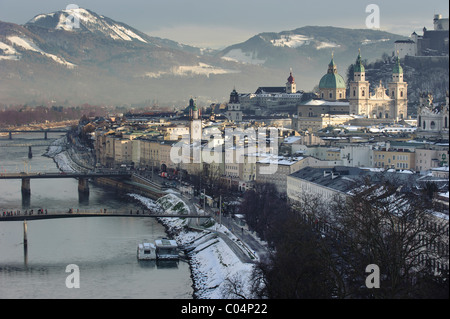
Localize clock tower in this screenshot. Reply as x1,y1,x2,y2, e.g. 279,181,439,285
188,98,202,143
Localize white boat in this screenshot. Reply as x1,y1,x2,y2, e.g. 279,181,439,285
137,242,157,260
155,239,179,260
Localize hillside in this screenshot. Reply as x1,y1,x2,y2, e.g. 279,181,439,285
2,8,443,108
218,26,408,90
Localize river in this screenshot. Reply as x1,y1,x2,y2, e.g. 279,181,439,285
0,132,193,299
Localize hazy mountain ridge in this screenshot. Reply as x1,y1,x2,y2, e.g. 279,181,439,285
2,8,441,108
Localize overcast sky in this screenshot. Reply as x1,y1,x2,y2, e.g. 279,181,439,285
0,0,448,48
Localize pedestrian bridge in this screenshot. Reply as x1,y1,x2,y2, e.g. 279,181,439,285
0,171,133,195
0,129,69,140
0,208,210,222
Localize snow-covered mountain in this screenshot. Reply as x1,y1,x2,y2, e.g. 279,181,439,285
28,8,149,43
0,9,421,107
0,8,254,105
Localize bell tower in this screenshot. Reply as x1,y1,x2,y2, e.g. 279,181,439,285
286,69,297,94
388,54,408,121
348,49,370,115
188,97,202,142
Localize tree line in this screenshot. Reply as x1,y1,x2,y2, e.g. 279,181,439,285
0,104,108,127
234,176,449,299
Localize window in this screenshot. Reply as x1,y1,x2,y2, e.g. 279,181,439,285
362,90,365,97
329,93,333,99
430,121,436,130
400,91,403,97
353,90,356,97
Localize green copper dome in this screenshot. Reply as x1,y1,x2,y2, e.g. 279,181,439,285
319,55,346,89
319,73,347,89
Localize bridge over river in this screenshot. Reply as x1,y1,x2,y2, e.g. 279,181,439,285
0,171,133,195
0,208,209,222
0,129,69,140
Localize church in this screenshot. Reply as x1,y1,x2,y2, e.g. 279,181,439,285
416,91,449,139
295,50,409,132
348,50,408,121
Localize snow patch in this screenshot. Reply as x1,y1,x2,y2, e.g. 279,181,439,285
6,36,76,68
361,38,390,45
270,34,313,48
221,49,266,65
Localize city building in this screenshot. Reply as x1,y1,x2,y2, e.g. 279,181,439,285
237,70,305,112
225,88,243,123
371,147,416,170
409,14,449,57
348,51,408,121
417,91,449,139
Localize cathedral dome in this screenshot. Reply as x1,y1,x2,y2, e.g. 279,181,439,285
319,73,346,89
319,56,346,89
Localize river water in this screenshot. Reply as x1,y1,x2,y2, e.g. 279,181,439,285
0,133,193,299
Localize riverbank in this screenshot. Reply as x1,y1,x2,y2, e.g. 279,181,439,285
46,136,259,299
129,193,257,299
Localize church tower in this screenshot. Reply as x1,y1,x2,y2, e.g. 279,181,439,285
388,55,408,121
348,50,370,116
226,88,243,122
286,69,297,94
188,97,202,142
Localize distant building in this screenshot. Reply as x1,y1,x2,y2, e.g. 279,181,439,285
348,51,408,121
395,39,417,59
296,50,408,133
237,70,305,112
406,14,449,57
417,91,449,139
225,88,243,123
187,98,202,143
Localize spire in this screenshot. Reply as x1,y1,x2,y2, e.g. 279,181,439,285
327,51,337,74
353,49,365,73
392,53,403,74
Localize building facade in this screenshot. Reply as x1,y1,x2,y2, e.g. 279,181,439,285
348,51,408,121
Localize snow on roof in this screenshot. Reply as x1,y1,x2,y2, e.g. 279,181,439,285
283,136,301,144
303,99,349,106
257,156,304,165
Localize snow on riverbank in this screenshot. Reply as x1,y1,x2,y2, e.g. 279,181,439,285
129,193,257,299
44,136,85,172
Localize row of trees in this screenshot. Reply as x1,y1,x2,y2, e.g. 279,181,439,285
0,104,108,127
236,177,449,299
